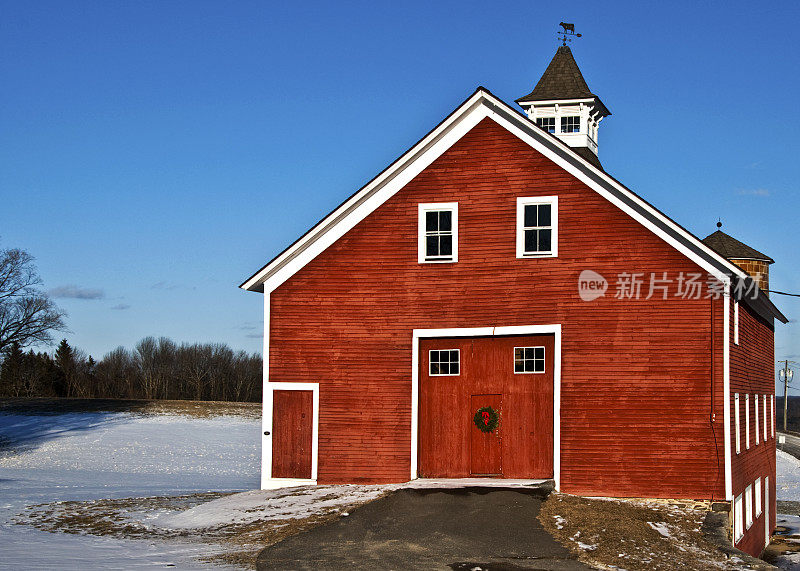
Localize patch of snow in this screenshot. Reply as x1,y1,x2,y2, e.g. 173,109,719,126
575,541,597,551
0,411,260,569
553,514,565,529
777,449,800,501
153,485,389,530
647,521,672,539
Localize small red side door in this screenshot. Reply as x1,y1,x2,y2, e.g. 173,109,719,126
272,390,313,479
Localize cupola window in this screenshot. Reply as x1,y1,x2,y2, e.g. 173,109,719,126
561,116,580,133
536,117,556,133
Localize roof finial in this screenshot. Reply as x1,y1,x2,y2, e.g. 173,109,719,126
558,22,582,46
717,219,723,229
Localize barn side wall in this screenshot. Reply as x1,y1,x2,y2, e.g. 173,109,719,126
268,117,727,499
730,297,777,556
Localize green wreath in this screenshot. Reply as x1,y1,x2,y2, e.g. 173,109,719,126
473,406,500,433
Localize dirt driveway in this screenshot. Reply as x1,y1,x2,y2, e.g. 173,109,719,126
256,486,591,570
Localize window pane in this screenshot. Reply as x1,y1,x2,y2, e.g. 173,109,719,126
440,362,450,375
426,236,439,256
450,350,459,362
426,211,438,232
450,362,459,375
535,359,544,372
534,347,545,359
515,348,524,361
430,362,440,375
439,235,452,256
538,204,551,227
439,210,452,232
515,361,524,373
524,229,537,252
524,204,537,227
538,229,552,252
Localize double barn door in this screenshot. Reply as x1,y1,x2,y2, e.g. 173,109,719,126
419,335,554,479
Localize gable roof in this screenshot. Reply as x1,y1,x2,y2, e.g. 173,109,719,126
702,230,774,263
516,46,610,117
239,87,786,324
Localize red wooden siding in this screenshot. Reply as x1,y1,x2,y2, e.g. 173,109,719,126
271,390,313,479
269,117,726,498
418,335,554,479
730,298,776,556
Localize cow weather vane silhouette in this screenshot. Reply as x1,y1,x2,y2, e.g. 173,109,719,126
558,22,582,46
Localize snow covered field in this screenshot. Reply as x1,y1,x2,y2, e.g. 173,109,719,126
0,409,260,569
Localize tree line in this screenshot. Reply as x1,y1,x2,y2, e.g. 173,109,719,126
0,337,263,402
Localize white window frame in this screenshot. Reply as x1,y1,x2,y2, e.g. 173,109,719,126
516,196,558,258
745,484,753,529
755,477,762,517
428,349,460,377
733,301,739,345
734,393,741,454
764,394,768,441
734,493,744,542
514,346,546,374
745,394,750,449
772,395,775,437
418,202,458,264
765,476,770,547
756,394,760,445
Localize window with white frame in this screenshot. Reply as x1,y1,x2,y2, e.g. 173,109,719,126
755,478,762,517
429,349,460,376
746,394,750,449
418,203,458,263
734,493,744,542
561,115,580,133
516,196,558,258
772,395,775,437
536,117,556,133
734,393,741,454
734,301,740,345
514,347,545,374
756,395,760,445
745,484,753,528
764,394,768,441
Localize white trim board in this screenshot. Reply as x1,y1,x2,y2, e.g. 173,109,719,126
261,381,320,489
411,324,562,490
241,88,744,294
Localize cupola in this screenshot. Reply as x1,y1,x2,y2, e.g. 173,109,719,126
517,44,610,167
702,224,774,295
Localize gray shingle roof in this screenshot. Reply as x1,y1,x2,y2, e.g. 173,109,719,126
516,46,609,116
701,230,774,263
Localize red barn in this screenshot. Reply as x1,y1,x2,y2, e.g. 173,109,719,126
241,45,786,557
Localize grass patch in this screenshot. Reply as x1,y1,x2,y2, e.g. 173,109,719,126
539,493,751,570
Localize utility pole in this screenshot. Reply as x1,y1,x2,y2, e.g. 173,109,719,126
782,360,793,432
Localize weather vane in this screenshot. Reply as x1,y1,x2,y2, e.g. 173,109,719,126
558,22,582,46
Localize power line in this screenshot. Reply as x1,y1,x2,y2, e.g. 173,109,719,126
768,290,800,298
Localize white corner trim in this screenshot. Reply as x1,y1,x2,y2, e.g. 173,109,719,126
515,195,558,259
242,89,744,294
418,202,459,264
411,324,562,490
262,381,320,490
723,284,732,500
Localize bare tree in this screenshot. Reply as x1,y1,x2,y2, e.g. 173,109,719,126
0,246,66,353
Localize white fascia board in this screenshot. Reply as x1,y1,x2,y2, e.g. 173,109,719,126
723,287,732,499
518,98,596,106
244,89,744,293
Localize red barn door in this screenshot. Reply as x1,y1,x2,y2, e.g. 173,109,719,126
272,390,313,479
419,335,554,479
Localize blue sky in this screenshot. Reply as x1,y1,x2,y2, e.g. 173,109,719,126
2,1,799,389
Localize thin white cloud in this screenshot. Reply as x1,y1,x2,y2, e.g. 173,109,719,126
110,303,131,310
737,188,770,197
49,285,105,300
